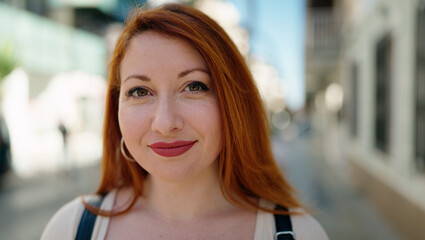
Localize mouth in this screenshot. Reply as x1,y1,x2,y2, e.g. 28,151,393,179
149,140,197,157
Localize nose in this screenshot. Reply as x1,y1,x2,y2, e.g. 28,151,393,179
151,96,183,136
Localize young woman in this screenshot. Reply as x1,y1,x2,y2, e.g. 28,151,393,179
42,3,328,240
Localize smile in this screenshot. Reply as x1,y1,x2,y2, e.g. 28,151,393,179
149,140,197,157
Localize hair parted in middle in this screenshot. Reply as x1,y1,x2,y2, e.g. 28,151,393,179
89,3,301,216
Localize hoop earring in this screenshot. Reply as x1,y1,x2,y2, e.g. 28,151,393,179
121,138,136,162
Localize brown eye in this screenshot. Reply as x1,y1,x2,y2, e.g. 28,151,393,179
128,87,150,97
188,83,200,91
185,81,209,92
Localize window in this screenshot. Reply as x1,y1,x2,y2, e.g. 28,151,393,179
375,34,392,153
309,0,334,8
416,3,425,172
25,0,47,16
350,63,359,137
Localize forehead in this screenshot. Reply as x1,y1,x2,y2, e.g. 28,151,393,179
120,31,207,77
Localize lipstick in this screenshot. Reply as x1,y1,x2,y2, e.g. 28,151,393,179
149,140,197,157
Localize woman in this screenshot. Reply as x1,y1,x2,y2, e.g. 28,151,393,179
42,3,328,240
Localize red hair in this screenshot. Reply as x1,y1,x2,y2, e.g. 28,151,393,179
87,3,301,216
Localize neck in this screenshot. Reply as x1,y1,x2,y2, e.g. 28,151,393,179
142,167,232,221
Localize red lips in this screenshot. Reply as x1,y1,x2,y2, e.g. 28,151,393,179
149,140,197,157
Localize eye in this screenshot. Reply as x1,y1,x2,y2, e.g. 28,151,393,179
127,87,150,97
185,81,209,92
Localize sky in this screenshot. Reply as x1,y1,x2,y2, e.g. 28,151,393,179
226,0,306,110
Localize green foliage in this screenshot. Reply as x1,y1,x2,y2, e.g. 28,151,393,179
0,41,17,81
181,0,200,7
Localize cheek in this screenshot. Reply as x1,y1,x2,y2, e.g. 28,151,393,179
204,105,223,160
118,104,150,140
187,100,222,143
210,110,223,149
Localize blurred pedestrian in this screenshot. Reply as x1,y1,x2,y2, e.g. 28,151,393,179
0,115,11,176
57,120,72,173
58,121,68,147
42,3,328,240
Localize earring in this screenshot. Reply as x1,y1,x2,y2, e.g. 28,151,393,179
121,137,136,162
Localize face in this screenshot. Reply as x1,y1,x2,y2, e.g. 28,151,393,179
118,31,222,183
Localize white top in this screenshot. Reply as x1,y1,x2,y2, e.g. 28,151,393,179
41,190,329,240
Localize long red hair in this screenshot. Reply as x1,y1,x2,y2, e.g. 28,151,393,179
88,3,301,216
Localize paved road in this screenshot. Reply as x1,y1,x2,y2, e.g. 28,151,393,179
0,132,404,240
273,131,404,240
0,166,101,240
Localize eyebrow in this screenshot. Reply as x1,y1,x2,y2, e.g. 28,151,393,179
123,67,210,83
178,68,210,78
123,74,150,83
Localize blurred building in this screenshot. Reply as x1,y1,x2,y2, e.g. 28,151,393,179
0,0,116,176
306,0,425,239
305,0,341,101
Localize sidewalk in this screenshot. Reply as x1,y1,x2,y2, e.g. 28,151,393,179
0,164,101,240
272,131,404,240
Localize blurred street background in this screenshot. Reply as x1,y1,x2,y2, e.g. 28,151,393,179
0,0,424,239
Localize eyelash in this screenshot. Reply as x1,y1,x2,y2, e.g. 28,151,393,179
126,87,150,98
184,81,210,93
125,81,209,98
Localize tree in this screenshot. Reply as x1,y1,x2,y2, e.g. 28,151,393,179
0,41,17,81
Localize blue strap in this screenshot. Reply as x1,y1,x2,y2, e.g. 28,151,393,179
274,205,295,240
75,195,105,240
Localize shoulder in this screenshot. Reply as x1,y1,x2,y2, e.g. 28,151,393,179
41,193,111,240
291,210,329,240
255,200,329,240
40,196,85,240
